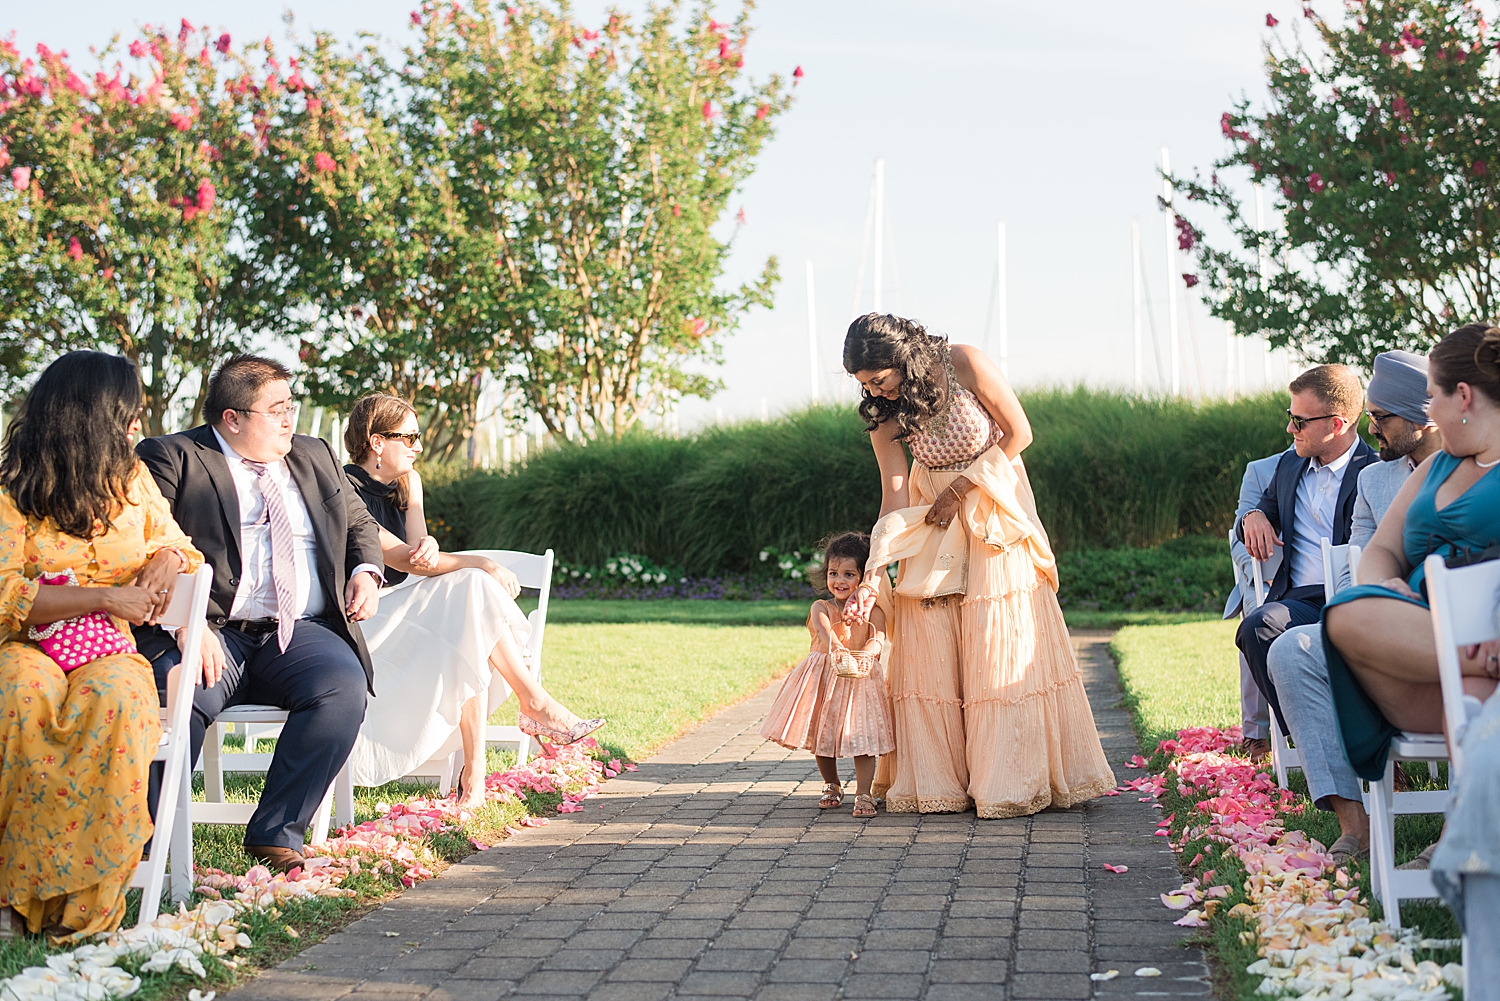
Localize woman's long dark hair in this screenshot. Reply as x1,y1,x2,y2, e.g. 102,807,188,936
0,351,143,538
842,313,949,440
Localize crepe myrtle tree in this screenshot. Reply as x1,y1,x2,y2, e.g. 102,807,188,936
1173,1,1500,366
285,1,795,448
434,0,794,441
250,28,508,460
490,1,793,439
0,24,290,432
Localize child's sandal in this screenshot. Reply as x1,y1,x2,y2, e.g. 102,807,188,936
852,793,877,818
818,783,845,809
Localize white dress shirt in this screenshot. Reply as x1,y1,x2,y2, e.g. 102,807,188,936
212,429,380,622
1288,439,1358,589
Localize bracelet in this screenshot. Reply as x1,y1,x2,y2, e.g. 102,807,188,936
160,547,188,572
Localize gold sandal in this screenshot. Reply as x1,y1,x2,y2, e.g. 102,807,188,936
852,793,877,818
818,782,845,808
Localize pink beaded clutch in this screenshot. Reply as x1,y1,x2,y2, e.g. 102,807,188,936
26,569,137,672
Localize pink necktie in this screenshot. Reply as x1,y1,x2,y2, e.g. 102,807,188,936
244,460,298,653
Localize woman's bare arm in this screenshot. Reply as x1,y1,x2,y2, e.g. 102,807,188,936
403,469,428,545
872,420,910,518
1357,453,1431,587
950,343,1033,460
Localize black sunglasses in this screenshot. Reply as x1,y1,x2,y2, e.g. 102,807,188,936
378,431,421,447
1286,408,1340,432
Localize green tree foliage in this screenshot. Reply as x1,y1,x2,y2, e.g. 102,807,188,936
0,24,288,432
278,0,792,451
1178,1,1500,365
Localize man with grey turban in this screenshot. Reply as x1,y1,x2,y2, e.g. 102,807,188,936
1350,349,1443,548
1265,349,1444,866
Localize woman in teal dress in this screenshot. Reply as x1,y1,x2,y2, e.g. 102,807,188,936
1324,323,1500,781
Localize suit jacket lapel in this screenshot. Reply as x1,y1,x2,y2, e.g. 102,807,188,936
285,441,336,589
190,425,244,570
1333,441,1375,544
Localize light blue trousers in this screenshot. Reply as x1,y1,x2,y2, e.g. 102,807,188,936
1265,623,1364,807
1240,651,1270,740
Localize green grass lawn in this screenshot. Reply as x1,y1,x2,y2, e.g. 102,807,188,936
1110,618,1241,749
490,622,808,760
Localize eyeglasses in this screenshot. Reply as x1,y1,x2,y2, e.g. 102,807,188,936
237,401,301,423
378,431,421,447
1286,408,1340,432
1366,410,1398,426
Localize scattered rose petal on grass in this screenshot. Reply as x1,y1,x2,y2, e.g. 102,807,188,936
1102,864,1129,873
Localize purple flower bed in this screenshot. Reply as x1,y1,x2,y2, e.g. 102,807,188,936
545,575,817,601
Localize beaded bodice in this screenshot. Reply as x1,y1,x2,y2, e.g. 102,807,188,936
906,352,1001,471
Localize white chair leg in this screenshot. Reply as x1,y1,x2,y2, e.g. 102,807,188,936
1427,761,1439,781
334,763,355,831
309,783,334,846
516,733,531,769
437,751,456,795
168,752,195,904
1370,762,1402,930
203,722,225,803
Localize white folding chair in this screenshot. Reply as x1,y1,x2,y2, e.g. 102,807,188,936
367,550,555,792
1363,553,1494,929
1231,527,1291,775
130,566,213,924
197,644,356,844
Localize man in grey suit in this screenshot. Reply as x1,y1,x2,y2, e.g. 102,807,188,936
1225,448,1293,760
1265,350,1442,865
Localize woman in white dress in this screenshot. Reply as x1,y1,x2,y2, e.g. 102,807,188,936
341,394,603,808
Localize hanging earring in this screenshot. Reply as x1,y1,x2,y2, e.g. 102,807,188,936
376,451,382,469
1463,416,1469,425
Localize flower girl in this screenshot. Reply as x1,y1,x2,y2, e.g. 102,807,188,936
758,532,895,817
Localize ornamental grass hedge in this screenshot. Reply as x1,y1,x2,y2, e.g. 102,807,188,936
425,388,1294,574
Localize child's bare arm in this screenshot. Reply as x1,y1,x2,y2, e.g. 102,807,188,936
808,601,836,654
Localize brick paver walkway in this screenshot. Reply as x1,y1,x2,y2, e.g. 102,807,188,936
225,633,1211,1001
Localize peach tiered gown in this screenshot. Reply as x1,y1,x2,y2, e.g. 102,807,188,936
871,358,1116,818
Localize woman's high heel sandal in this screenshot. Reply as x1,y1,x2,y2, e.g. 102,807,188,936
518,712,606,746
818,783,844,809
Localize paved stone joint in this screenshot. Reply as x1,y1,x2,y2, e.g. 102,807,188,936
225,636,1210,1001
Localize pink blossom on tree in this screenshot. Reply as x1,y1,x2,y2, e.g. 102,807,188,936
314,151,337,172
1266,13,1278,27
1182,273,1200,288
11,166,30,190
67,237,83,261
216,34,231,54
1308,172,1325,192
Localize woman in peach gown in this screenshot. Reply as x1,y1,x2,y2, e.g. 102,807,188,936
841,313,1115,818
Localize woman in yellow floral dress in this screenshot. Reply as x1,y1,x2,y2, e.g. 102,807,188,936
0,351,202,941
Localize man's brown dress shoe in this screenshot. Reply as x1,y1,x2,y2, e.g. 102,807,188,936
1241,737,1272,764
246,845,307,873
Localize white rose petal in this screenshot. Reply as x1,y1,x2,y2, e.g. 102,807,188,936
1135,967,1162,977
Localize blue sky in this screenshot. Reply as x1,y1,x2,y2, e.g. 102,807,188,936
9,0,1300,425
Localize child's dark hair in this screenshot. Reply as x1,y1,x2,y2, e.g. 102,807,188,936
809,531,872,595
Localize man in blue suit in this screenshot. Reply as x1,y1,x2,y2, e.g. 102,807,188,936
1237,364,1378,735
